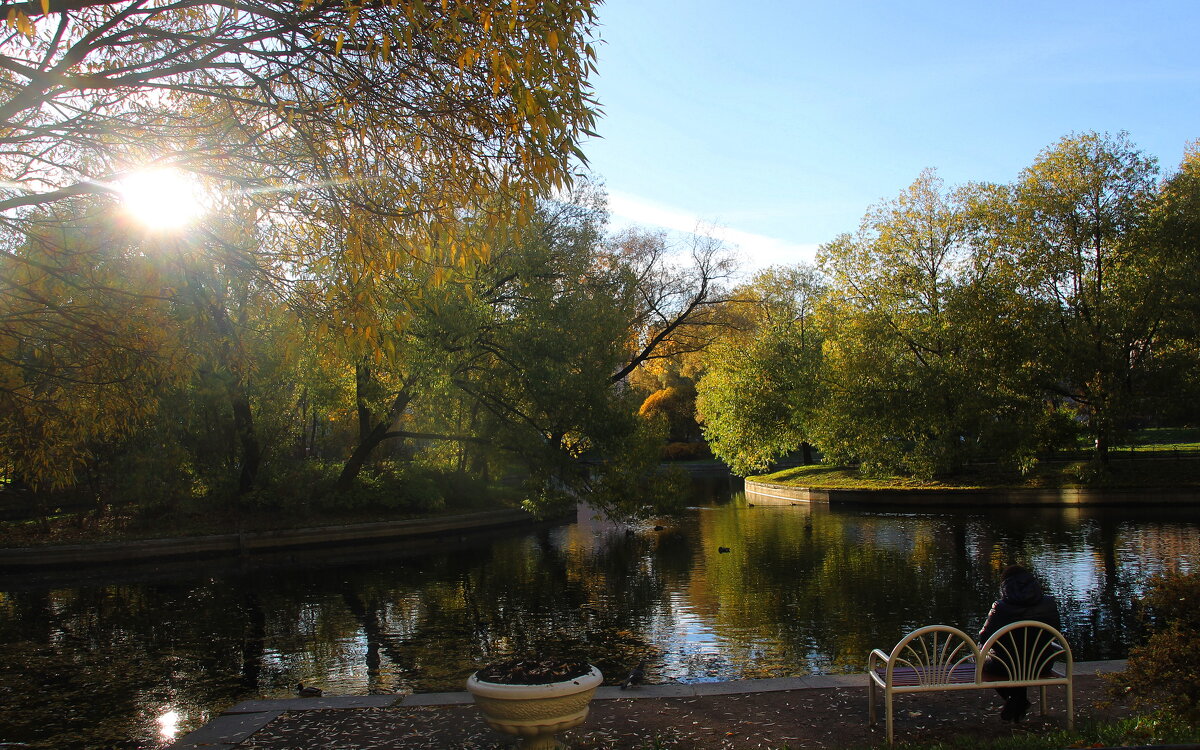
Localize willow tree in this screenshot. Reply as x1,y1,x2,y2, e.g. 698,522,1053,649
0,0,598,217
0,0,600,489
0,208,186,489
317,189,689,519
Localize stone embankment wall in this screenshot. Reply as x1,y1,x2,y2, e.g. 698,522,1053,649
745,480,1200,507
0,508,538,570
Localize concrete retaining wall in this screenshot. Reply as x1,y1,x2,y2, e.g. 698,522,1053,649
745,480,1200,507
0,508,538,570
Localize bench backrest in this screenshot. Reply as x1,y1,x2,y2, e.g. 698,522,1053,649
978,620,1072,681
884,625,981,686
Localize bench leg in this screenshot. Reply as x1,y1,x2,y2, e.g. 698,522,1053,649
885,691,894,745
1066,682,1074,731
868,677,876,726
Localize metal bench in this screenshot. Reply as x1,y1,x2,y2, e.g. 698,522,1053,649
867,621,1073,744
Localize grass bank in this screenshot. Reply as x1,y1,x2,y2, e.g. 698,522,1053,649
751,428,1200,491
751,458,1200,491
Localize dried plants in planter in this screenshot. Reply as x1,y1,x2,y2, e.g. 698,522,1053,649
475,657,593,685
467,657,603,750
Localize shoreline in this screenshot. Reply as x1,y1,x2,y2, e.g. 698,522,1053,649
0,507,547,570
745,479,1200,506
0,462,738,569
8,468,1200,569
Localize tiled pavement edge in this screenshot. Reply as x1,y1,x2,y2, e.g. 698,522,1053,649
170,660,1126,749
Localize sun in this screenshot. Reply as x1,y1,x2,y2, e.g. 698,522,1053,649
118,167,207,230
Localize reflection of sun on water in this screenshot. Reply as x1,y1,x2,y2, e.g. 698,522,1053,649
118,167,206,230
156,709,180,741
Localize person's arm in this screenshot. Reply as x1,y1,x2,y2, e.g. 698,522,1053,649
978,600,1002,643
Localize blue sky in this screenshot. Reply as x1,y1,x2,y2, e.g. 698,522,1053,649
581,1,1200,271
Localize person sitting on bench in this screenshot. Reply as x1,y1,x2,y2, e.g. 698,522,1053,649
978,564,1062,722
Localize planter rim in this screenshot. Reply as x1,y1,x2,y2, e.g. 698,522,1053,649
466,665,603,699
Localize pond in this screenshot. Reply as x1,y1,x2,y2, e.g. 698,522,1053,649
1,479,1198,749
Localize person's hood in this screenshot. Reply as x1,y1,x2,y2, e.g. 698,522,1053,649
1001,571,1044,606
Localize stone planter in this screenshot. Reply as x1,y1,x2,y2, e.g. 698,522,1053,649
465,665,603,750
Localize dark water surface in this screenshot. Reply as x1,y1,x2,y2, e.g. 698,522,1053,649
2,480,1198,748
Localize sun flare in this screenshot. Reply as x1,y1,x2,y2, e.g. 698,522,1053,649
118,168,206,230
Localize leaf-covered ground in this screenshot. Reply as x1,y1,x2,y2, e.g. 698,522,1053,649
236,674,1143,749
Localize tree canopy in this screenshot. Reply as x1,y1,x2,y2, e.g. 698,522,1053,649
0,0,603,493
695,132,1200,478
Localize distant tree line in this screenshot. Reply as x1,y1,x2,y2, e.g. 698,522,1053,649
696,132,1200,478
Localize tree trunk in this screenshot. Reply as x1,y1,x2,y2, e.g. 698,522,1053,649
1092,390,1111,466
355,361,374,444
208,314,260,495
336,421,391,492
336,382,414,492
231,388,261,495
1094,430,1110,465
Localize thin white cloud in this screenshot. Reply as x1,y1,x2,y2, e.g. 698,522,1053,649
607,189,819,272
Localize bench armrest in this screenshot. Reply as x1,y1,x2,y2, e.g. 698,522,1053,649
868,648,890,672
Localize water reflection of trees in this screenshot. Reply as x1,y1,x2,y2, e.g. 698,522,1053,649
303,523,684,692
682,502,1199,675
684,505,998,674
0,582,261,748
1,501,1197,748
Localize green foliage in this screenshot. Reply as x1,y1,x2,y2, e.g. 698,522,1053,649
1109,570,1200,720
813,171,1046,478
698,328,820,475
1063,460,1111,486
553,413,690,522
695,265,825,476
995,131,1169,460
278,461,447,515
97,439,202,518
700,132,1200,479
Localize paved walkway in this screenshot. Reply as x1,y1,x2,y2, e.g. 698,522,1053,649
172,661,1129,749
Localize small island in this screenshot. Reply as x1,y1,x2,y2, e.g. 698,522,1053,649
745,429,1200,506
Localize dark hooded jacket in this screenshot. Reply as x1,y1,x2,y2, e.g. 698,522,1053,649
978,569,1061,644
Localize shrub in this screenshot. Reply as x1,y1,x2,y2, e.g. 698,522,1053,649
1108,570,1200,721
660,442,712,461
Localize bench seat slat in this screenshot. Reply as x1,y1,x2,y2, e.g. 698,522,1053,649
873,663,976,687
871,665,1068,688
